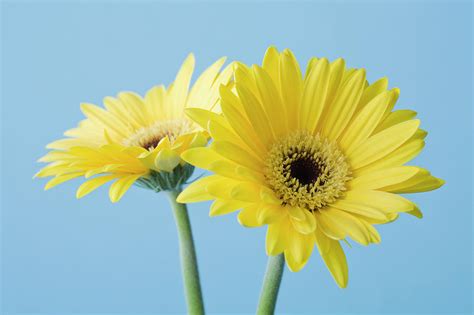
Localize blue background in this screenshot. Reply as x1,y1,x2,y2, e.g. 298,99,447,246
1,1,472,314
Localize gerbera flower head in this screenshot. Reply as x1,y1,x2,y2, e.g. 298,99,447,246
36,54,233,202
177,47,444,287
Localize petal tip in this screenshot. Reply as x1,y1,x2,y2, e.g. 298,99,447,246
438,178,446,187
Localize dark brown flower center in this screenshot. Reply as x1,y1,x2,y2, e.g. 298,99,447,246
289,156,323,186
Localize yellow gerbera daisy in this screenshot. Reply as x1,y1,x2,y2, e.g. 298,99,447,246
36,54,233,202
177,47,444,288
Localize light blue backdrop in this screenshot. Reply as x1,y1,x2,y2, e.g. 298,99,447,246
1,1,472,314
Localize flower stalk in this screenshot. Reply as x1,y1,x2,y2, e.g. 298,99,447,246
166,189,205,315
257,254,285,315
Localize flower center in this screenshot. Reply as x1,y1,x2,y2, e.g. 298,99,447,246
289,156,323,186
264,131,351,211
123,119,193,150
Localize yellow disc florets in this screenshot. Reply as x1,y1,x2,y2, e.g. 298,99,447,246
123,119,194,150
265,131,351,211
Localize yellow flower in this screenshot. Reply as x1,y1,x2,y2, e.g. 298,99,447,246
177,47,444,288
36,54,233,202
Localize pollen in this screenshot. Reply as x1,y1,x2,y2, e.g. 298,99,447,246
264,131,351,211
123,119,194,150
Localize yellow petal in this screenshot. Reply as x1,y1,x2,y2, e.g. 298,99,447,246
316,58,346,132
181,147,221,169
326,58,346,102
349,166,420,190
122,145,148,159
235,165,266,183
211,141,263,172
339,91,390,152
236,81,275,145
375,109,418,132
117,92,149,126
205,62,235,111
234,62,261,102
238,205,262,227
331,199,388,220
354,139,425,175
171,133,194,154
344,190,415,213
342,68,357,82
103,96,142,130
352,212,399,225
207,61,235,113
257,204,287,224
383,87,400,117
176,176,220,203
138,151,160,171
36,163,78,178
167,53,195,117
187,132,209,149
406,204,423,219
266,218,291,255
262,46,281,88
208,159,242,180
80,103,128,140
144,85,167,120
287,206,306,221
46,138,93,150
219,85,267,156
257,204,287,225
382,168,445,193
359,219,381,244
187,57,226,108
38,151,74,163
208,118,242,144
279,49,303,130
210,199,247,216
44,173,83,190
304,57,319,81
314,210,345,240
76,174,120,198
253,65,288,137
154,148,180,172
285,228,315,272
84,164,124,178
356,77,388,111
230,182,263,202
321,69,366,141
109,174,141,203
290,210,317,234
185,107,219,130
138,137,170,171
412,129,428,140
260,189,282,205
300,58,330,132
205,177,240,199
315,229,348,288
349,120,420,169
319,208,370,245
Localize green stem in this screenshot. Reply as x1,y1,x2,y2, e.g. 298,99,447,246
166,189,205,315
257,254,285,315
